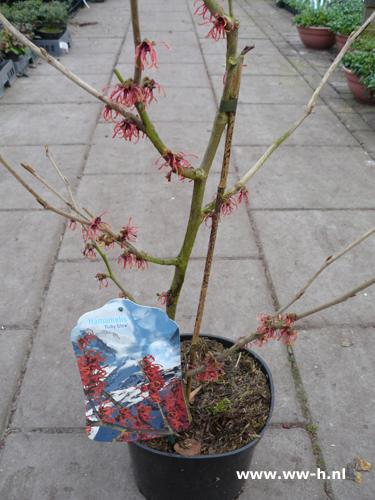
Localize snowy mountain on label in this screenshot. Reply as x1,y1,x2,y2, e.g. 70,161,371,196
71,299,189,442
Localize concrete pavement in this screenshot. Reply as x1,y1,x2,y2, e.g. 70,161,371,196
0,0,374,498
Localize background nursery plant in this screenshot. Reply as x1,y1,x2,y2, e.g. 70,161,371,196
1,1,375,496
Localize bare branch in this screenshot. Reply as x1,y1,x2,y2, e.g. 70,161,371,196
0,12,146,133
0,154,89,224
295,276,375,321
222,10,375,200
277,225,375,315
45,144,78,210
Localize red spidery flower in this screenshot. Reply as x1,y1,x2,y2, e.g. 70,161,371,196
120,218,138,244
157,291,169,305
119,292,128,299
76,331,109,401
118,250,135,270
203,14,234,42
139,355,166,403
113,119,145,144
255,313,297,347
135,403,153,427
155,149,198,180
95,273,109,289
194,359,225,382
134,255,149,271
100,105,119,122
204,187,249,226
66,219,78,231
87,211,113,239
193,0,213,21
103,79,145,109
277,314,298,345
82,243,97,260
98,401,116,421
161,377,190,431
135,39,171,71
142,76,166,107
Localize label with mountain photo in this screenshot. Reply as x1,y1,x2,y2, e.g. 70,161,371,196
71,299,190,442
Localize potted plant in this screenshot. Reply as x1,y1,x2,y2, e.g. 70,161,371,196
1,3,375,499
0,28,28,61
34,0,69,39
341,35,375,104
293,6,336,49
0,0,43,38
327,0,362,50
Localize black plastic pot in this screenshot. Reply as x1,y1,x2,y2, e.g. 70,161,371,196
34,25,67,40
128,333,274,500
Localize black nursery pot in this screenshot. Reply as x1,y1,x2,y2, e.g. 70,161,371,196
128,333,274,500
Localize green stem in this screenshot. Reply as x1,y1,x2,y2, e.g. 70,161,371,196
166,177,207,320
92,241,136,302
130,0,142,85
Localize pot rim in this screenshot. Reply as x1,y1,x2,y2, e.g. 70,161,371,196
131,332,275,460
295,24,332,31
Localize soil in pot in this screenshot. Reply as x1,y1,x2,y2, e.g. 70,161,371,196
128,334,274,500
34,25,67,39
143,336,272,454
343,66,375,105
296,25,336,50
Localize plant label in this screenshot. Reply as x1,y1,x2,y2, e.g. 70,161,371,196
71,299,190,442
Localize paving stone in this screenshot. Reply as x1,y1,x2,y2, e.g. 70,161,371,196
212,75,314,104
360,111,375,130
0,103,102,146
353,131,375,153
294,326,375,499
11,256,300,427
204,53,299,76
118,31,201,64
0,330,30,437
28,53,119,76
0,74,110,105
127,86,217,122
0,145,86,210
111,63,211,88
252,210,375,327
233,145,375,209
323,98,357,114
336,113,373,132
0,433,142,500
240,428,326,499
86,120,227,174
69,37,126,55
0,212,65,326
233,104,359,146
0,428,323,500
57,171,258,260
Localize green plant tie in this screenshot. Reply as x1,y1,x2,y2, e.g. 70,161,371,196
219,99,238,113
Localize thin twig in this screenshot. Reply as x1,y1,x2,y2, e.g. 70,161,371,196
204,9,375,209
185,274,375,378
20,162,90,222
187,50,245,398
92,241,136,302
0,154,89,225
0,12,146,133
277,225,375,315
45,144,78,210
294,276,375,321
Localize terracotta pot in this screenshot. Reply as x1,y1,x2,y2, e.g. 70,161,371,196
343,67,375,105
296,25,335,50
335,33,349,51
